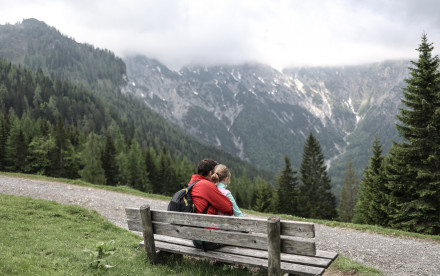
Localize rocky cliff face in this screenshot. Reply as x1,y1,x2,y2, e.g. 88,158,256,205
124,56,409,189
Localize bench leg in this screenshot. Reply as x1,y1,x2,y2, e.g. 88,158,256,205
140,205,157,264
267,217,281,276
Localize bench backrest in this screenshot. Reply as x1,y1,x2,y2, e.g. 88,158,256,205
125,205,317,256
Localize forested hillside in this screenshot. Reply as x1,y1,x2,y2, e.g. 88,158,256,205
0,17,288,213
0,18,126,93
0,19,268,180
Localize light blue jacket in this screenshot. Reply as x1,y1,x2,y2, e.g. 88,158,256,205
217,183,244,217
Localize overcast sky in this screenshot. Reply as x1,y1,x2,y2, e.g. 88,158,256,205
1,0,440,70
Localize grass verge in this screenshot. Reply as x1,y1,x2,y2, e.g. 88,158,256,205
0,193,267,275
328,255,383,275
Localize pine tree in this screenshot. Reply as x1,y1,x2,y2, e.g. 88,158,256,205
49,116,78,178
339,160,358,222
275,155,298,215
4,113,23,171
232,172,255,209
26,136,54,175
101,131,118,186
156,147,176,195
144,147,159,193
253,178,273,213
353,136,388,225
127,139,151,192
386,34,440,234
80,133,106,185
298,133,337,219
0,113,9,170
51,116,67,176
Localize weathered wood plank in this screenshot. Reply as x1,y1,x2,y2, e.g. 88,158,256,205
143,236,332,268
281,221,315,238
316,250,338,263
125,207,141,220
126,218,143,232
151,221,316,256
125,207,315,238
154,240,324,276
153,221,268,249
152,210,268,233
281,236,316,256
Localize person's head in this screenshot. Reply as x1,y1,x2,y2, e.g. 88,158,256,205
197,159,218,177
210,164,231,187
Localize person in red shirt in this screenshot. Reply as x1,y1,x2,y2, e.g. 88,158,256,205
189,159,233,215
189,158,233,251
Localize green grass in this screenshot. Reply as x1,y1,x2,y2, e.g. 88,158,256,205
0,193,268,275
329,255,383,276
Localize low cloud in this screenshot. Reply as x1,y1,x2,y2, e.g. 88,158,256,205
1,0,440,70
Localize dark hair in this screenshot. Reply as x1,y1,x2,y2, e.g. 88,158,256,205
197,159,218,177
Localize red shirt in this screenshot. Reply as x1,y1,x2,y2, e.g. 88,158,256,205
188,174,233,216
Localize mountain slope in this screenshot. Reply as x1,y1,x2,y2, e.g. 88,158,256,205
0,19,267,179
125,56,409,192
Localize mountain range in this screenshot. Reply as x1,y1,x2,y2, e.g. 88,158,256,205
0,19,411,195
124,56,410,192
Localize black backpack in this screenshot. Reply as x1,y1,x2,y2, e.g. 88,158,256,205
167,180,210,213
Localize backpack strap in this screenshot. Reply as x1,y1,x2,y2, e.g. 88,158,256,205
188,180,212,214
202,202,211,214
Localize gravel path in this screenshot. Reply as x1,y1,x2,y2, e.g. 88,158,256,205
1,175,439,276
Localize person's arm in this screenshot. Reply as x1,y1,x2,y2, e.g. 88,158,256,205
225,191,243,217
205,183,233,215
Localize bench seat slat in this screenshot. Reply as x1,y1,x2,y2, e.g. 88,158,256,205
126,208,315,238
148,236,333,268
153,240,325,276
316,250,338,261
152,221,316,256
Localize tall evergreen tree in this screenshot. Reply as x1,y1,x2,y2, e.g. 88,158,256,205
101,131,118,186
4,113,24,171
51,116,67,176
298,133,337,219
127,139,151,192
253,178,273,213
386,34,440,234
156,147,177,195
26,136,54,175
0,114,10,170
339,160,358,222
353,136,388,225
80,133,106,185
144,147,159,193
274,155,298,215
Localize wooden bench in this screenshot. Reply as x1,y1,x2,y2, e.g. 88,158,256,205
125,205,337,276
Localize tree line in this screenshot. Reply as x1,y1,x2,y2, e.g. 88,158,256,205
338,34,440,235
0,107,338,218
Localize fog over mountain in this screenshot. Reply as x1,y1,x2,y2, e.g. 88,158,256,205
2,1,440,70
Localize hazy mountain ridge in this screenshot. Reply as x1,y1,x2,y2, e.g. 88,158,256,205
0,18,411,193
125,56,410,190
0,19,268,181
